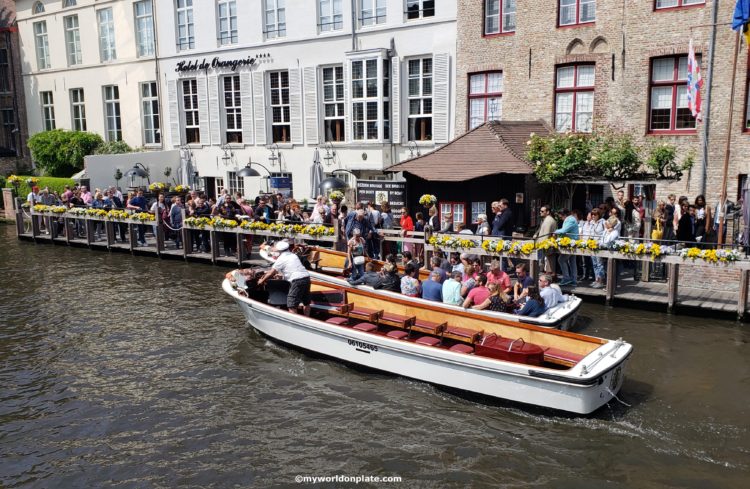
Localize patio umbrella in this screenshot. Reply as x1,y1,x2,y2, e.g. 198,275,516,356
310,148,323,199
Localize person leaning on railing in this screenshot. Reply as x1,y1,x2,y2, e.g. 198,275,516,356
533,205,558,278
126,189,148,246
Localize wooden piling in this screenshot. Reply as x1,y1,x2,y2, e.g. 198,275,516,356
667,263,679,313
738,270,749,321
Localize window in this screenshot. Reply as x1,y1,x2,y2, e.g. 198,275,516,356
103,85,122,141
141,82,160,145
352,59,379,140
34,22,50,70
649,56,697,132
406,1,434,20
134,1,155,57
182,79,200,143
408,58,432,141
559,0,595,26
322,66,345,141
265,0,286,39
176,0,195,50
223,75,242,143
227,171,244,195
439,202,465,228
468,72,503,129
98,8,117,62
471,202,487,223
70,88,86,131
63,0,77,7
215,177,225,196
64,15,81,66
485,0,516,34
269,71,290,142
41,91,55,130
0,49,9,93
361,0,386,26
555,64,594,133
217,0,238,45
33,2,45,14
2,109,16,151
319,0,344,31
655,0,704,9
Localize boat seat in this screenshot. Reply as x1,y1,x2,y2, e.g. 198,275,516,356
352,322,378,332
349,306,383,323
310,290,346,307
415,336,441,347
411,319,447,336
386,330,409,340
325,317,349,326
266,280,290,307
379,312,416,329
543,347,585,367
449,344,474,354
443,326,483,344
328,303,354,317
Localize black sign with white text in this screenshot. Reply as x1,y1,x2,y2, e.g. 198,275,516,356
357,180,407,218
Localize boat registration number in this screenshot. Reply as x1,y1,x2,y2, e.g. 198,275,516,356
348,339,378,353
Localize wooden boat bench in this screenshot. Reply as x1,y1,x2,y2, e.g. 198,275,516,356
543,348,585,367
410,319,447,337
379,312,416,330
349,306,383,323
443,326,483,345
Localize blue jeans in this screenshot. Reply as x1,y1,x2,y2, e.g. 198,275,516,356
349,262,365,282
593,257,606,281
559,254,577,284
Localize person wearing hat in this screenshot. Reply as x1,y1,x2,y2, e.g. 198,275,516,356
257,240,311,315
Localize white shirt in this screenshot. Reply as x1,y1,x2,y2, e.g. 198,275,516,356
272,251,310,282
540,286,564,309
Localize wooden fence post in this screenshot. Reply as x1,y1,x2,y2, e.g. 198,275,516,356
605,257,616,304
738,269,749,320
154,210,163,257
210,230,218,264
181,209,189,259
15,198,24,237
667,263,679,313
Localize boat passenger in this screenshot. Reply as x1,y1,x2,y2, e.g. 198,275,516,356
463,273,490,308
347,228,368,284
486,259,512,294
400,263,421,297
374,262,401,293
421,270,443,302
448,253,464,275
257,241,311,316
460,262,477,298
442,271,463,306
538,274,565,310
429,256,448,283
401,250,421,271
512,263,534,301
473,282,512,312
348,261,382,287
515,286,546,318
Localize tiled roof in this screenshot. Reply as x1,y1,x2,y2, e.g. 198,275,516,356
386,120,553,181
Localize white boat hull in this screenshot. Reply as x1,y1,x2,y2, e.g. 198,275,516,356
223,280,630,415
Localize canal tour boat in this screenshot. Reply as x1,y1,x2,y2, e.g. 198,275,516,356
223,269,632,415
258,245,582,330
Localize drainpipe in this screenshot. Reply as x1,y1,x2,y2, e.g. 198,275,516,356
700,0,719,196
152,1,165,150
350,0,357,51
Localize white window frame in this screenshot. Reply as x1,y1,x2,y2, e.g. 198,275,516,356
215,177,225,197
41,91,55,131
103,85,122,141
265,0,286,39
319,0,344,32
70,88,86,131
485,0,516,34
223,74,242,144
217,0,238,45
181,79,200,144
322,65,345,142
559,0,595,26
64,15,82,66
227,171,244,196
351,58,381,141
360,0,386,26
134,1,155,57
406,0,435,20
269,70,291,143
141,81,160,145
655,0,704,9
97,8,117,62
439,202,466,228
407,57,433,141
34,22,50,70
555,64,595,133
468,71,503,130
471,202,487,223
176,0,195,51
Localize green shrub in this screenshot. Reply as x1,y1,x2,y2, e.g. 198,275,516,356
27,130,103,177
93,140,136,155
0,175,6,189
12,175,76,199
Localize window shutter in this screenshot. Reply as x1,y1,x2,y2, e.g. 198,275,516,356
253,71,266,146
343,61,351,143
391,57,401,144
167,79,181,148
208,74,221,145
432,53,450,143
289,68,304,145
240,72,254,145
196,76,209,145
303,66,319,145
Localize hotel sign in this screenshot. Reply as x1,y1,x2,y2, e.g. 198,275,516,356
175,55,256,74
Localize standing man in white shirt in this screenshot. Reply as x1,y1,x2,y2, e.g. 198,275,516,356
257,240,311,315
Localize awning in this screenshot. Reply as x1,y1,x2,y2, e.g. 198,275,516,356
386,120,553,182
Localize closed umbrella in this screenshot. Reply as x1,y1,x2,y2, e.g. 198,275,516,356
310,148,323,199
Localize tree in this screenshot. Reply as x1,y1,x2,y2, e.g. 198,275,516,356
27,130,103,177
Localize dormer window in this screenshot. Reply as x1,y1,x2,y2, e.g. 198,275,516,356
63,0,77,7
33,2,45,14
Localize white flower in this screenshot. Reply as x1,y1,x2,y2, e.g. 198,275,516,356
535,160,541,166
551,163,557,168
565,148,572,155
530,132,536,137
526,140,532,145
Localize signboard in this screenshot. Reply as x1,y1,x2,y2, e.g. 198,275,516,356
357,180,407,218
270,172,293,198
175,53,269,74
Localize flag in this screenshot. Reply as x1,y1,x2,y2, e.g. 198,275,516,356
687,39,703,121
733,0,750,46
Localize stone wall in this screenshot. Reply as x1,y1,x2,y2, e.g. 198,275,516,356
456,0,748,204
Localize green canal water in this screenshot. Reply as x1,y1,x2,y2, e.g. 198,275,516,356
0,225,748,488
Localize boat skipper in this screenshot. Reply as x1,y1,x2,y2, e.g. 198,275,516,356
257,241,312,316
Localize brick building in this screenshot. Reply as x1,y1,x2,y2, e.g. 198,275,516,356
455,0,749,210
0,0,30,174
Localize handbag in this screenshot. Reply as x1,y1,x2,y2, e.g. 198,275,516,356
651,219,663,240
353,255,366,265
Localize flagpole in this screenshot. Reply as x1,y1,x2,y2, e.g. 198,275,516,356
718,29,742,246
